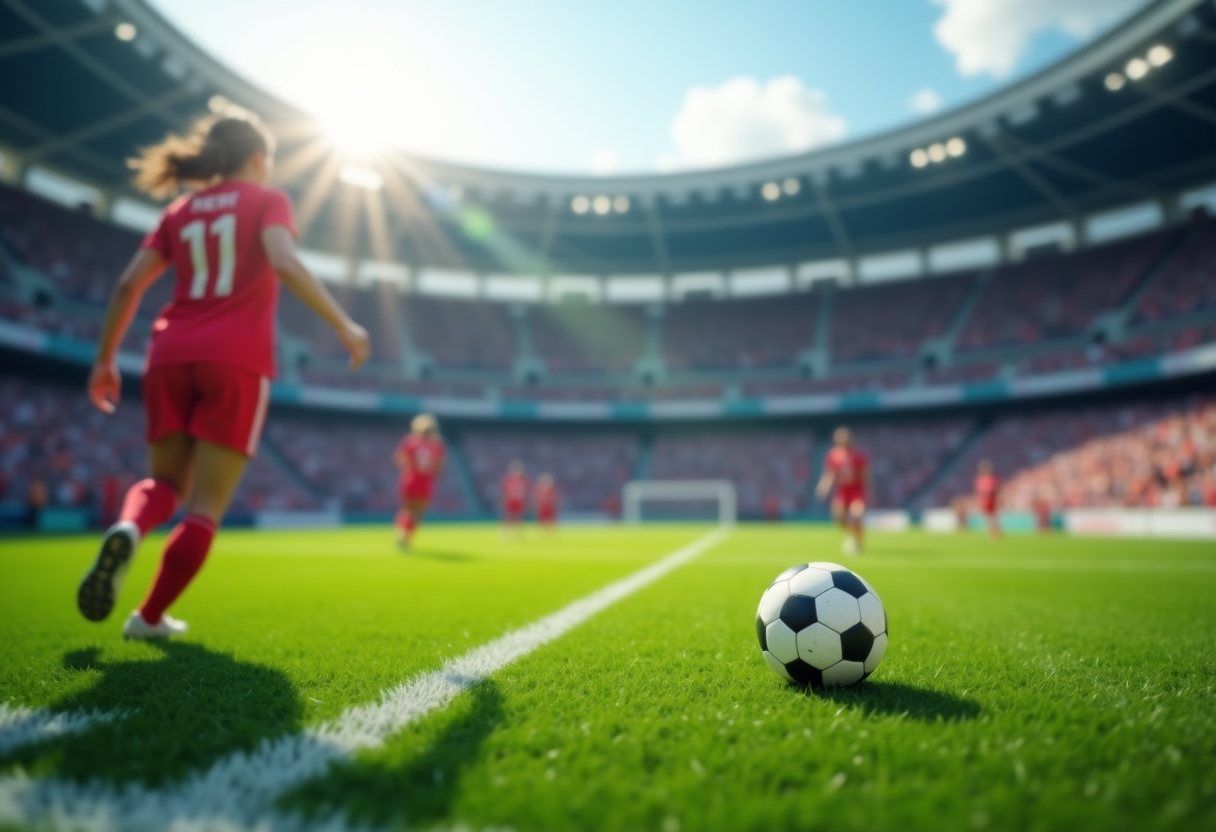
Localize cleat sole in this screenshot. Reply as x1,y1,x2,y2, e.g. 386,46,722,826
77,530,135,622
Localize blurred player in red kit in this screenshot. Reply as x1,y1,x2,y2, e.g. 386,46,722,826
1032,495,1053,533
816,427,869,555
974,459,1002,539
533,473,558,529
78,115,369,639
393,413,445,550
501,461,529,531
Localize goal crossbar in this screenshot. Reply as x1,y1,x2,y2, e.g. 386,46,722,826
622,480,737,526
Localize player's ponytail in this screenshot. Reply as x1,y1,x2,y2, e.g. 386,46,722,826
129,115,274,199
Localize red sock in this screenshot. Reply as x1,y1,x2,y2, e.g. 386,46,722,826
139,514,216,625
396,510,417,536
119,478,179,537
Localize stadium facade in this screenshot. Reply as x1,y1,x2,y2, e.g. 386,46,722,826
0,0,1214,522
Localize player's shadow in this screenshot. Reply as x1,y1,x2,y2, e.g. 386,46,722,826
406,547,478,563
0,642,304,787
283,679,502,828
812,680,981,722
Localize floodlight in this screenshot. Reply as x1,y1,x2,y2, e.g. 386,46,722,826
115,22,137,41
946,137,966,158
571,196,590,214
613,196,631,213
910,149,928,168
761,182,781,201
1147,45,1173,67
593,195,612,215
1126,58,1149,80
1105,73,1126,91
782,178,801,196
338,165,383,191
928,143,947,163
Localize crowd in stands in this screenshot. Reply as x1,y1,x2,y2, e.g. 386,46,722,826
1135,215,1216,322
462,430,636,513
401,296,517,370
923,395,1216,510
848,420,973,509
531,304,648,373
831,274,971,362
266,416,466,514
649,431,811,516
957,232,1171,351
663,294,818,370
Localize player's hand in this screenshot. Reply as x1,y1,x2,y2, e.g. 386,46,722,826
88,361,121,414
339,320,371,369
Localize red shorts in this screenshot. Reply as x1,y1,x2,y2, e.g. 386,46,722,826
400,477,434,503
144,363,270,457
537,506,557,524
834,486,866,511
503,500,525,520
980,498,998,515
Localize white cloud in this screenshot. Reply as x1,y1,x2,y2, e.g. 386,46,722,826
590,148,620,176
909,87,943,115
933,0,1150,78
667,76,847,169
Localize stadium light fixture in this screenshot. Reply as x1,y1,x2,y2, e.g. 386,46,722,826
613,195,631,214
761,182,781,201
1105,72,1127,91
927,143,947,163
571,196,590,214
338,165,384,191
591,196,611,215
946,137,966,158
910,149,929,168
115,22,137,41
1147,44,1173,67
782,178,801,196
1126,57,1149,80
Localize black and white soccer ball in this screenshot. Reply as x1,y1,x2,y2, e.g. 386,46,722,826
756,562,887,687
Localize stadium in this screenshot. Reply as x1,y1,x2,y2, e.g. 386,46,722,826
0,0,1214,829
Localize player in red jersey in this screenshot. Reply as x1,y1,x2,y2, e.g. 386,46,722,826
533,474,559,530
816,427,870,555
974,459,1002,539
77,116,369,639
393,413,445,549
501,461,529,531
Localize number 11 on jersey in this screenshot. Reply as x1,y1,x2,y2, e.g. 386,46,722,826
180,213,237,299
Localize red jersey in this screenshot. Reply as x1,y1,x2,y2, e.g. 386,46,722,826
502,473,530,505
825,447,868,490
534,482,558,513
397,435,445,484
141,180,297,379
974,474,1000,500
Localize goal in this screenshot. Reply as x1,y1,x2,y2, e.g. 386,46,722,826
622,480,737,526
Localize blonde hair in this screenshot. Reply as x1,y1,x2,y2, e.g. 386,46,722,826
412,413,438,435
129,115,273,199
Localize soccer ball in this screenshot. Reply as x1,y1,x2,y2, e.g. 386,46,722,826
756,562,888,687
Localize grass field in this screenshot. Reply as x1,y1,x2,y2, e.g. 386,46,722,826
1,524,1214,832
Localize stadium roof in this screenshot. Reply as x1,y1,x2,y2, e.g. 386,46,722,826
1,0,1215,279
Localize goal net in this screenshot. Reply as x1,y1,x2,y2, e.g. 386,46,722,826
622,480,737,526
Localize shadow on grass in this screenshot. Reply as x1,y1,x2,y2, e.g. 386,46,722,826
812,680,981,722
406,547,478,563
284,680,502,829
0,642,303,787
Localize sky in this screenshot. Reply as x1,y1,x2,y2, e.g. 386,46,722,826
147,0,1151,176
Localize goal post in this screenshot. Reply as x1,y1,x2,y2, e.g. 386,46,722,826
622,480,737,526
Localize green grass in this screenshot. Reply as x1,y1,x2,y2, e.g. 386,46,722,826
2,525,1215,831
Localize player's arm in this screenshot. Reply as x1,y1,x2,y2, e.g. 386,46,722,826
392,446,409,471
815,468,835,499
89,248,167,414
262,225,369,369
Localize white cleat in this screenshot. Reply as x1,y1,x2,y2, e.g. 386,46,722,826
841,538,860,556
122,611,189,640
77,521,141,622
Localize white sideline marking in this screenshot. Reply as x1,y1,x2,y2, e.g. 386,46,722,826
0,527,730,832
0,705,121,755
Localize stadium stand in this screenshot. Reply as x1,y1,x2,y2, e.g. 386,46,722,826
649,431,812,516
530,303,649,373
920,394,1216,510
830,274,972,362
401,296,517,370
663,294,818,370
462,430,637,513
848,420,973,509
1134,215,1216,323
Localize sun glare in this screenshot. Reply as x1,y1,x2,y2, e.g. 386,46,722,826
322,107,400,157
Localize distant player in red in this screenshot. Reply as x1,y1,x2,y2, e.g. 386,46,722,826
78,115,369,639
393,414,445,549
816,427,869,555
501,461,529,531
974,460,1002,539
533,474,558,529
1032,495,1053,533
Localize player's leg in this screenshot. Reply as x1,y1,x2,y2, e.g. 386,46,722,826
987,509,1002,540
848,499,866,554
129,439,248,637
399,497,429,547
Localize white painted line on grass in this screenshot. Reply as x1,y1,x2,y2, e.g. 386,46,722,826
0,527,730,832
0,705,121,755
